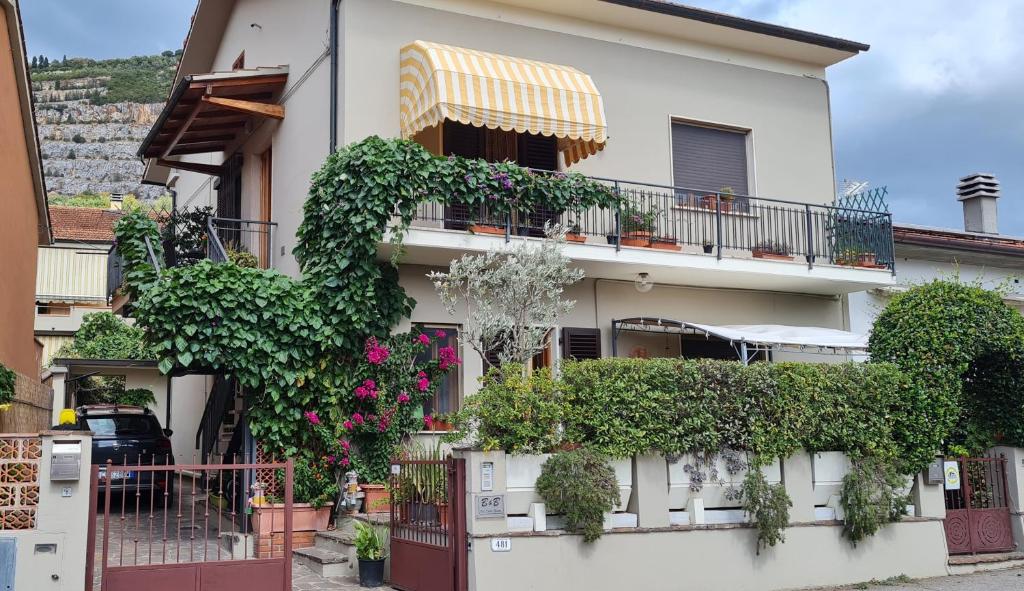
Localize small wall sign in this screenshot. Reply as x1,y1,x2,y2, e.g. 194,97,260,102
475,494,506,519
943,461,961,490
481,461,494,491
490,537,511,552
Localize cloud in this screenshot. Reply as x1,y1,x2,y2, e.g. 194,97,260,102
688,0,1024,234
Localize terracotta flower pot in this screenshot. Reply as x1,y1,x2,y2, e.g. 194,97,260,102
650,239,681,252
621,231,652,247
361,484,391,514
437,502,449,530
469,224,505,236
752,250,793,261
251,502,333,535
565,232,587,244
857,253,877,267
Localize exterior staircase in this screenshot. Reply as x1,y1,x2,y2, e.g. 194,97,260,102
292,518,364,579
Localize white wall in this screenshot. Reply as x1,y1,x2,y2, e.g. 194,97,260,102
849,252,1024,337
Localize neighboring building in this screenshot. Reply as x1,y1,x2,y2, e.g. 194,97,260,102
34,205,119,364
850,173,1024,336
130,0,894,440
0,0,52,431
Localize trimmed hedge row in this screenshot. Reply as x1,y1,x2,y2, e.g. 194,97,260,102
559,358,936,471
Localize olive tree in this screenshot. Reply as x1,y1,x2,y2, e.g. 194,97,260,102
428,226,583,369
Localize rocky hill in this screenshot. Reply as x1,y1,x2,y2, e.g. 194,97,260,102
31,53,180,200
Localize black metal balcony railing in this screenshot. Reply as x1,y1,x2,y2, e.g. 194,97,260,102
107,215,279,302
410,176,895,273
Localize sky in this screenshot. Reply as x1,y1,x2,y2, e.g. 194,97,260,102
20,0,1024,235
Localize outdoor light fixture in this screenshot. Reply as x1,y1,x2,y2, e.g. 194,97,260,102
634,272,653,293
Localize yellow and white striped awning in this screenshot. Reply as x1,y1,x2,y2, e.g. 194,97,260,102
400,40,607,166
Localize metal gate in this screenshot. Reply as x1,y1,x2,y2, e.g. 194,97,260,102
389,456,467,591
86,457,293,591
943,456,1014,555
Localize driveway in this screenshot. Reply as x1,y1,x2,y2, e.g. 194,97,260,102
825,568,1024,591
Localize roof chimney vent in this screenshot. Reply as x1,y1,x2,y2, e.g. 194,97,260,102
957,173,999,234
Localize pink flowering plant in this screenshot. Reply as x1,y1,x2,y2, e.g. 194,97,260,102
301,328,460,483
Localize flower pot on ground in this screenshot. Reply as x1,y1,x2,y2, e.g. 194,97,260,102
354,521,388,588
251,502,333,535
361,483,391,514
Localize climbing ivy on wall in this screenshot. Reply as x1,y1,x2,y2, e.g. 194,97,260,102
114,136,621,459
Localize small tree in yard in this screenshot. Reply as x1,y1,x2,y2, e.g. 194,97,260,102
429,226,583,370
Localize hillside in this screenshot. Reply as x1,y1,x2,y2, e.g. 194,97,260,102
31,53,180,201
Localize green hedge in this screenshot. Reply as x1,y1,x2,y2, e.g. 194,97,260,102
560,358,935,471
0,363,15,405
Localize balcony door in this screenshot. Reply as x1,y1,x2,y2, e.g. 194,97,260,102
216,153,243,249
439,121,558,232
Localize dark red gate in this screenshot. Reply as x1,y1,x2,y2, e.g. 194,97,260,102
389,456,467,591
85,457,293,591
943,456,1014,555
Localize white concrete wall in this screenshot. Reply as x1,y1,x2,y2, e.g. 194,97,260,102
848,254,1024,337
341,0,838,203
2,432,93,591
456,449,948,591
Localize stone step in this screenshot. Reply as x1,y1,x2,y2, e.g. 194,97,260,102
314,529,356,554
292,546,351,579
948,551,1024,575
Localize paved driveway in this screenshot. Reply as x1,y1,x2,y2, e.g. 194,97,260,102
826,568,1024,591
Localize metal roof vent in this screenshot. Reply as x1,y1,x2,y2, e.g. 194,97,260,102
957,173,1000,234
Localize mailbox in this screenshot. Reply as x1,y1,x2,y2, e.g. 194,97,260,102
925,459,944,485
50,441,82,481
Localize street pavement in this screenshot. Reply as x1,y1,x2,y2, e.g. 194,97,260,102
826,568,1024,591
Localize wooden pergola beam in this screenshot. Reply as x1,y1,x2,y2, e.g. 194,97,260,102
156,158,225,177
201,96,284,120
161,98,205,159
187,73,288,91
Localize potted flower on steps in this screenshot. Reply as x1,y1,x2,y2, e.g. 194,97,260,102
250,456,338,555
354,520,388,588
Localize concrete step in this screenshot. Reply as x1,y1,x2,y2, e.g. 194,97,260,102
948,551,1024,575
292,546,350,578
314,529,356,555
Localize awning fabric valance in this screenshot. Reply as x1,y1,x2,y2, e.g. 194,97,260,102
399,40,607,166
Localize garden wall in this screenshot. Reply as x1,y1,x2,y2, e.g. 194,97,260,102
456,449,949,591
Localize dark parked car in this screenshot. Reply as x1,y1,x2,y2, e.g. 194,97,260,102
75,405,175,498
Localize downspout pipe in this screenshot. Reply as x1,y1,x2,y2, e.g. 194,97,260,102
329,0,340,153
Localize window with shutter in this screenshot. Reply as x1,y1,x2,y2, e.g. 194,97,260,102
671,122,749,195
561,327,602,360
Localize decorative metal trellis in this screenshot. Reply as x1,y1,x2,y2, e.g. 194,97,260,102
828,187,894,269
0,436,41,530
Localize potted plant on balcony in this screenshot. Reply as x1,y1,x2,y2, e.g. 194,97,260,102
703,241,715,254
719,186,736,213
620,204,656,247
565,219,587,244
650,236,682,251
468,212,506,236
354,520,388,588
251,455,338,542
752,240,793,261
835,248,881,268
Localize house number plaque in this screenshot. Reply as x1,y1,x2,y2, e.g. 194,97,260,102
475,494,506,519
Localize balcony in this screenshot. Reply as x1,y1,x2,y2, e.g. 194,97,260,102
107,215,277,311
390,176,896,295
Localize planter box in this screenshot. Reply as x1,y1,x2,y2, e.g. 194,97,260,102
752,250,793,261
650,239,681,252
469,224,505,236
251,502,332,535
620,231,652,247
565,232,587,244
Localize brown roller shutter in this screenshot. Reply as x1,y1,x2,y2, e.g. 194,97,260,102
562,327,602,360
671,122,748,194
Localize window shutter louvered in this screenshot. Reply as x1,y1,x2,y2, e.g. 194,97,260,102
517,133,558,171
562,327,602,361
442,122,484,229
671,122,748,194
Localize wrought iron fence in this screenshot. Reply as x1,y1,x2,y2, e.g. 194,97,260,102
410,175,895,272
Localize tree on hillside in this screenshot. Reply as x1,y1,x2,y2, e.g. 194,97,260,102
869,278,1024,453
31,56,37,68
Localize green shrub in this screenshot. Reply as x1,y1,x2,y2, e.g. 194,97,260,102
870,279,1024,452
119,388,155,407
226,247,259,268
54,311,153,361
840,456,909,545
0,363,15,405
741,468,792,553
560,358,934,472
274,455,340,509
353,520,388,560
535,448,621,542
449,365,563,454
